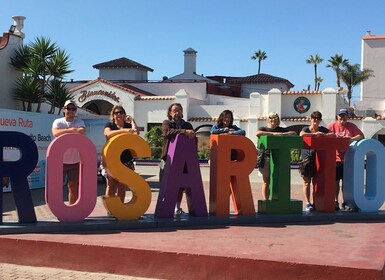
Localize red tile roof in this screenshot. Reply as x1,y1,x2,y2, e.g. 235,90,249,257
362,34,385,40
93,57,154,72
135,96,176,101
0,32,10,50
281,117,310,122
220,73,294,88
188,117,249,122
69,78,155,96
188,117,217,122
282,90,322,95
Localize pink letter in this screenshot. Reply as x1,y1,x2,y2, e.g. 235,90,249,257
46,133,97,222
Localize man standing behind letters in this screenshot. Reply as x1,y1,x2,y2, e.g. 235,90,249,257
52,100,86,205
160,103,195,214
327,108,364,211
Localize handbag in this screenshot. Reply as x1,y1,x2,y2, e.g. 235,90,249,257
256,148,265,168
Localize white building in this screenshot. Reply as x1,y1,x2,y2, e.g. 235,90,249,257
2,17,385,147
356,31,385,118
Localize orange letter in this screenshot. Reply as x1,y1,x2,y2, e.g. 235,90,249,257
209,134,256,216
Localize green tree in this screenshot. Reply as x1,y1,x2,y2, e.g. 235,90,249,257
340,63,374,107
251,49,267,74
12,76,40,111
10,36,73,112
144,126,163,159
327,54,349,90
46,80,75,115
306,54,323,90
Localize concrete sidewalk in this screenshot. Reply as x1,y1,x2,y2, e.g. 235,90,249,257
0,165,384,279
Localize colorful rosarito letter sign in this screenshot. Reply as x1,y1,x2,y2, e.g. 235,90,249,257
102,133,152,220
209,134,257,216
344,139,385,212
258,135,303,214
46,133,97,222
303,136,350,212
0,131,38,223
155,134,207,218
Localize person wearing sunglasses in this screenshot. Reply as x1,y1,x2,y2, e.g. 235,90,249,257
299,111,334,212
255,112,296,200
52,100,86,205
103,105,138,206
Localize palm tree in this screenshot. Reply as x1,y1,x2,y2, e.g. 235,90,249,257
10,36,73,112
306,54,324,90
339,63,374,107
12,76,40,111
327,54,349,90
315,76,323,91
251,49,267,74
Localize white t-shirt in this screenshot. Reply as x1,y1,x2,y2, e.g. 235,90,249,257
52,117,85,164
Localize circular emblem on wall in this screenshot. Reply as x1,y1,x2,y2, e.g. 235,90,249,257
293,96,310,114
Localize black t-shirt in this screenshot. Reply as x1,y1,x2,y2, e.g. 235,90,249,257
300,126,330,159
104,121,133,164
257,126,290,157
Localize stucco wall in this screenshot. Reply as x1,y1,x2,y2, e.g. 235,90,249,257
361,38,385,102
0,34,23,110
99,68,148,81
131,82,207,101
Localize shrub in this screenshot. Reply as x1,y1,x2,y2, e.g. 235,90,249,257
144,126,163,159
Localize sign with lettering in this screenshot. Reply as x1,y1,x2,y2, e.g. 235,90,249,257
0,132,384,224
78,90,120,103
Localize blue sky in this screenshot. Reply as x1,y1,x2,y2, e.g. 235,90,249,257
1,0,385,101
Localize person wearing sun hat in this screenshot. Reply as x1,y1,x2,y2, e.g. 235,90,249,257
51,99,86,205
327,108,364,211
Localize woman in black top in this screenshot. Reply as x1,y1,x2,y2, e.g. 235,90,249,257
103,105,138,203
299,111,334,211
256,112,296,200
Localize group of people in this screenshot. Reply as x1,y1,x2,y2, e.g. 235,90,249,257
52,100,363,215
52,101,138,209
255,108,363,212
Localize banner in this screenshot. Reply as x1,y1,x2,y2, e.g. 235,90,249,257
0,109,107,192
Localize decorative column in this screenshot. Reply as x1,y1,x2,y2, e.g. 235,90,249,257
267,88,282,116
322,87,337,123
175,89,189,120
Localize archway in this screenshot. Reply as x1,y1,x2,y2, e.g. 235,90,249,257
81,100,114,115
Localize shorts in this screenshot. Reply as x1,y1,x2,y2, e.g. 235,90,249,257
336,162,344,181
63,163,79,183
258,156,270,178
299,157,316,178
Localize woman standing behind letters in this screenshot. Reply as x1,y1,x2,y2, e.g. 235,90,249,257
256,112,296,200
103,105,138,203
210,110,245,136
211,110,245,161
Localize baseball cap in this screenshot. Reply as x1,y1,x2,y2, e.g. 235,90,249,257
338,108,348,116
64,100,76,107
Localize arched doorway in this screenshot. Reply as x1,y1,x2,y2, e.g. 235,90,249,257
82,100,114,115
194,124,213,159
